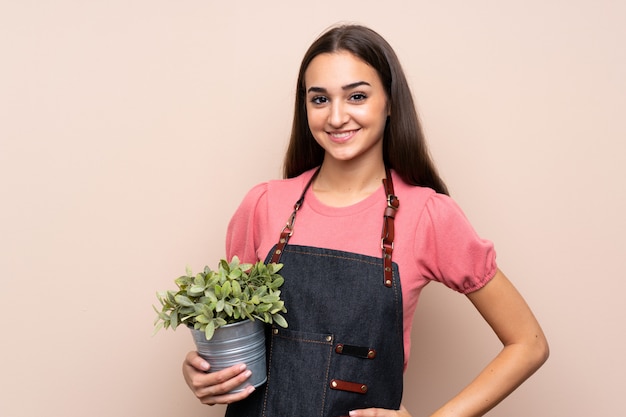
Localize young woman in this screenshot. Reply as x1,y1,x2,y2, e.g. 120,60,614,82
182,24,549,417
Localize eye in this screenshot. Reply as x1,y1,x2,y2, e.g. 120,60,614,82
349,92,367,102
310,95,328,105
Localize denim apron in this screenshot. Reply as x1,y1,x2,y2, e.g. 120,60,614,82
226,169,403,417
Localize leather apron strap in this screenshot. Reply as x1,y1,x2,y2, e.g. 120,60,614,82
270,167,399,288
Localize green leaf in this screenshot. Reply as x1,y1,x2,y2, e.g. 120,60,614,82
166,291,177,305
219,259,230,272
260,294,279,303
207,275,219,287
272,313,288,328
256,303,271,312
216,299,225,312
170,311,179,329
195,315,210,324
215,284,222,298
188,285,205,296
193,274,205,287
268,276,284,289
268,263,283,274
204,290,217,303
222,281,231,298
174,295,194,307
254,286,268,297
204,321,215,340
185,266,193,276
229,268,242,279
223,303,233,316
269,301,285,314
231,280,241,297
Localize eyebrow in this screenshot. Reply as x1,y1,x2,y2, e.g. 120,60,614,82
307,81,371,94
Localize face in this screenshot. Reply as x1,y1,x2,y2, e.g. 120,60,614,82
304,51,389,167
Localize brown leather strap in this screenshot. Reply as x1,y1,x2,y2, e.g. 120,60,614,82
381,168,399,287
329,379,368,394
269,168,320,264
271,167,398,290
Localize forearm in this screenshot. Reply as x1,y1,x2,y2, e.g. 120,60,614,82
430,340,548,417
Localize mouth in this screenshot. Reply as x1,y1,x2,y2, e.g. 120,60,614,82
327,129,359,143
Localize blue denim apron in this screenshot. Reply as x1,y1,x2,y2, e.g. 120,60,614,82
226,169,403,417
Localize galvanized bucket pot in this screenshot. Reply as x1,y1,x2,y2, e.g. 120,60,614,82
190,320,267,393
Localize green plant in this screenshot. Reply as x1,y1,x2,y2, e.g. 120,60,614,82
154,256,288,340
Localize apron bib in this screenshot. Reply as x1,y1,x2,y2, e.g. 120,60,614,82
226,169,404,417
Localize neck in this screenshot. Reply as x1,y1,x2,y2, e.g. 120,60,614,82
312,159,387,207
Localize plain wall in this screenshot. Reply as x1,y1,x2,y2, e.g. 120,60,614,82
1,1,624,416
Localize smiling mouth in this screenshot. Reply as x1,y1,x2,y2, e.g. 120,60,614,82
328,129,359,140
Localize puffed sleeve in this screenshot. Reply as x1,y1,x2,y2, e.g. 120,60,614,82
415,193,497,294
225,183,270,264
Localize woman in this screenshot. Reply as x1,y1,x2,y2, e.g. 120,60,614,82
183,24,549,417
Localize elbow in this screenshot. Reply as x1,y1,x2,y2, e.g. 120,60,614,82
530,332,550,371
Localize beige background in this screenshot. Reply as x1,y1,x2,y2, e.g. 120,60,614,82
1,1,624,416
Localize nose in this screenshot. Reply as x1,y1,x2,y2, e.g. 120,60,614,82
328,101,349,128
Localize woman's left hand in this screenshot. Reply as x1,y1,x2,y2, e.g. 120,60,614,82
348,404,411,416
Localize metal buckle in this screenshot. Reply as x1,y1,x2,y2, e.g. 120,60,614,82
387,194,398,209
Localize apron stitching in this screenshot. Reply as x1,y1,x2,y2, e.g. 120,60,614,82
319,342,333,417
261,332,276,417
274,335,333,345
283,248,383,267
392,271,405,355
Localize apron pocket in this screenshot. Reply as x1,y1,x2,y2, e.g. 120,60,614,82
262,327,334,417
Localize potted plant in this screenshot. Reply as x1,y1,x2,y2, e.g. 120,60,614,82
154,256,288,392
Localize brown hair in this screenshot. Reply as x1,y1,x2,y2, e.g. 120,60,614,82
283,24,449,195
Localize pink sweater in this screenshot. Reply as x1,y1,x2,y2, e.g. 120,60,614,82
226,169,497,369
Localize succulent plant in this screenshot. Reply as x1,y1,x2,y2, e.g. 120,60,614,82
154,256,287,340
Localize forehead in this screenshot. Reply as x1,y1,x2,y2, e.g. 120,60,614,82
304,51,382,88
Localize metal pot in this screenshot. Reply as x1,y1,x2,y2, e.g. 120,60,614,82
190,320,267,393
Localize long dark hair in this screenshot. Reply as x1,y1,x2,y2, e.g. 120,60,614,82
283,24,449,195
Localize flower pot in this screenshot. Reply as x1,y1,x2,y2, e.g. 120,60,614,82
190,319,267,393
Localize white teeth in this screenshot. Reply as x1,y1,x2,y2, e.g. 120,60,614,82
330,131,353,138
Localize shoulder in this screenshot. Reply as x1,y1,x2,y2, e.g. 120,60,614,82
237,169,318,211
266,169,317,195
392,171,451,222
391,171,468,224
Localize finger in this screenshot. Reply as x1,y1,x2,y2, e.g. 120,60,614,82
348,408,388,416
200,383,256,405
191,364,253,400
184,351,209,372
348,406,409,417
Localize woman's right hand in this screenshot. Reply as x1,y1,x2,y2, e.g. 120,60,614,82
182,350,255,405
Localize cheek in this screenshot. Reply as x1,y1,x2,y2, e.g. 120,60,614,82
306,108,326,129
353,106,387,126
